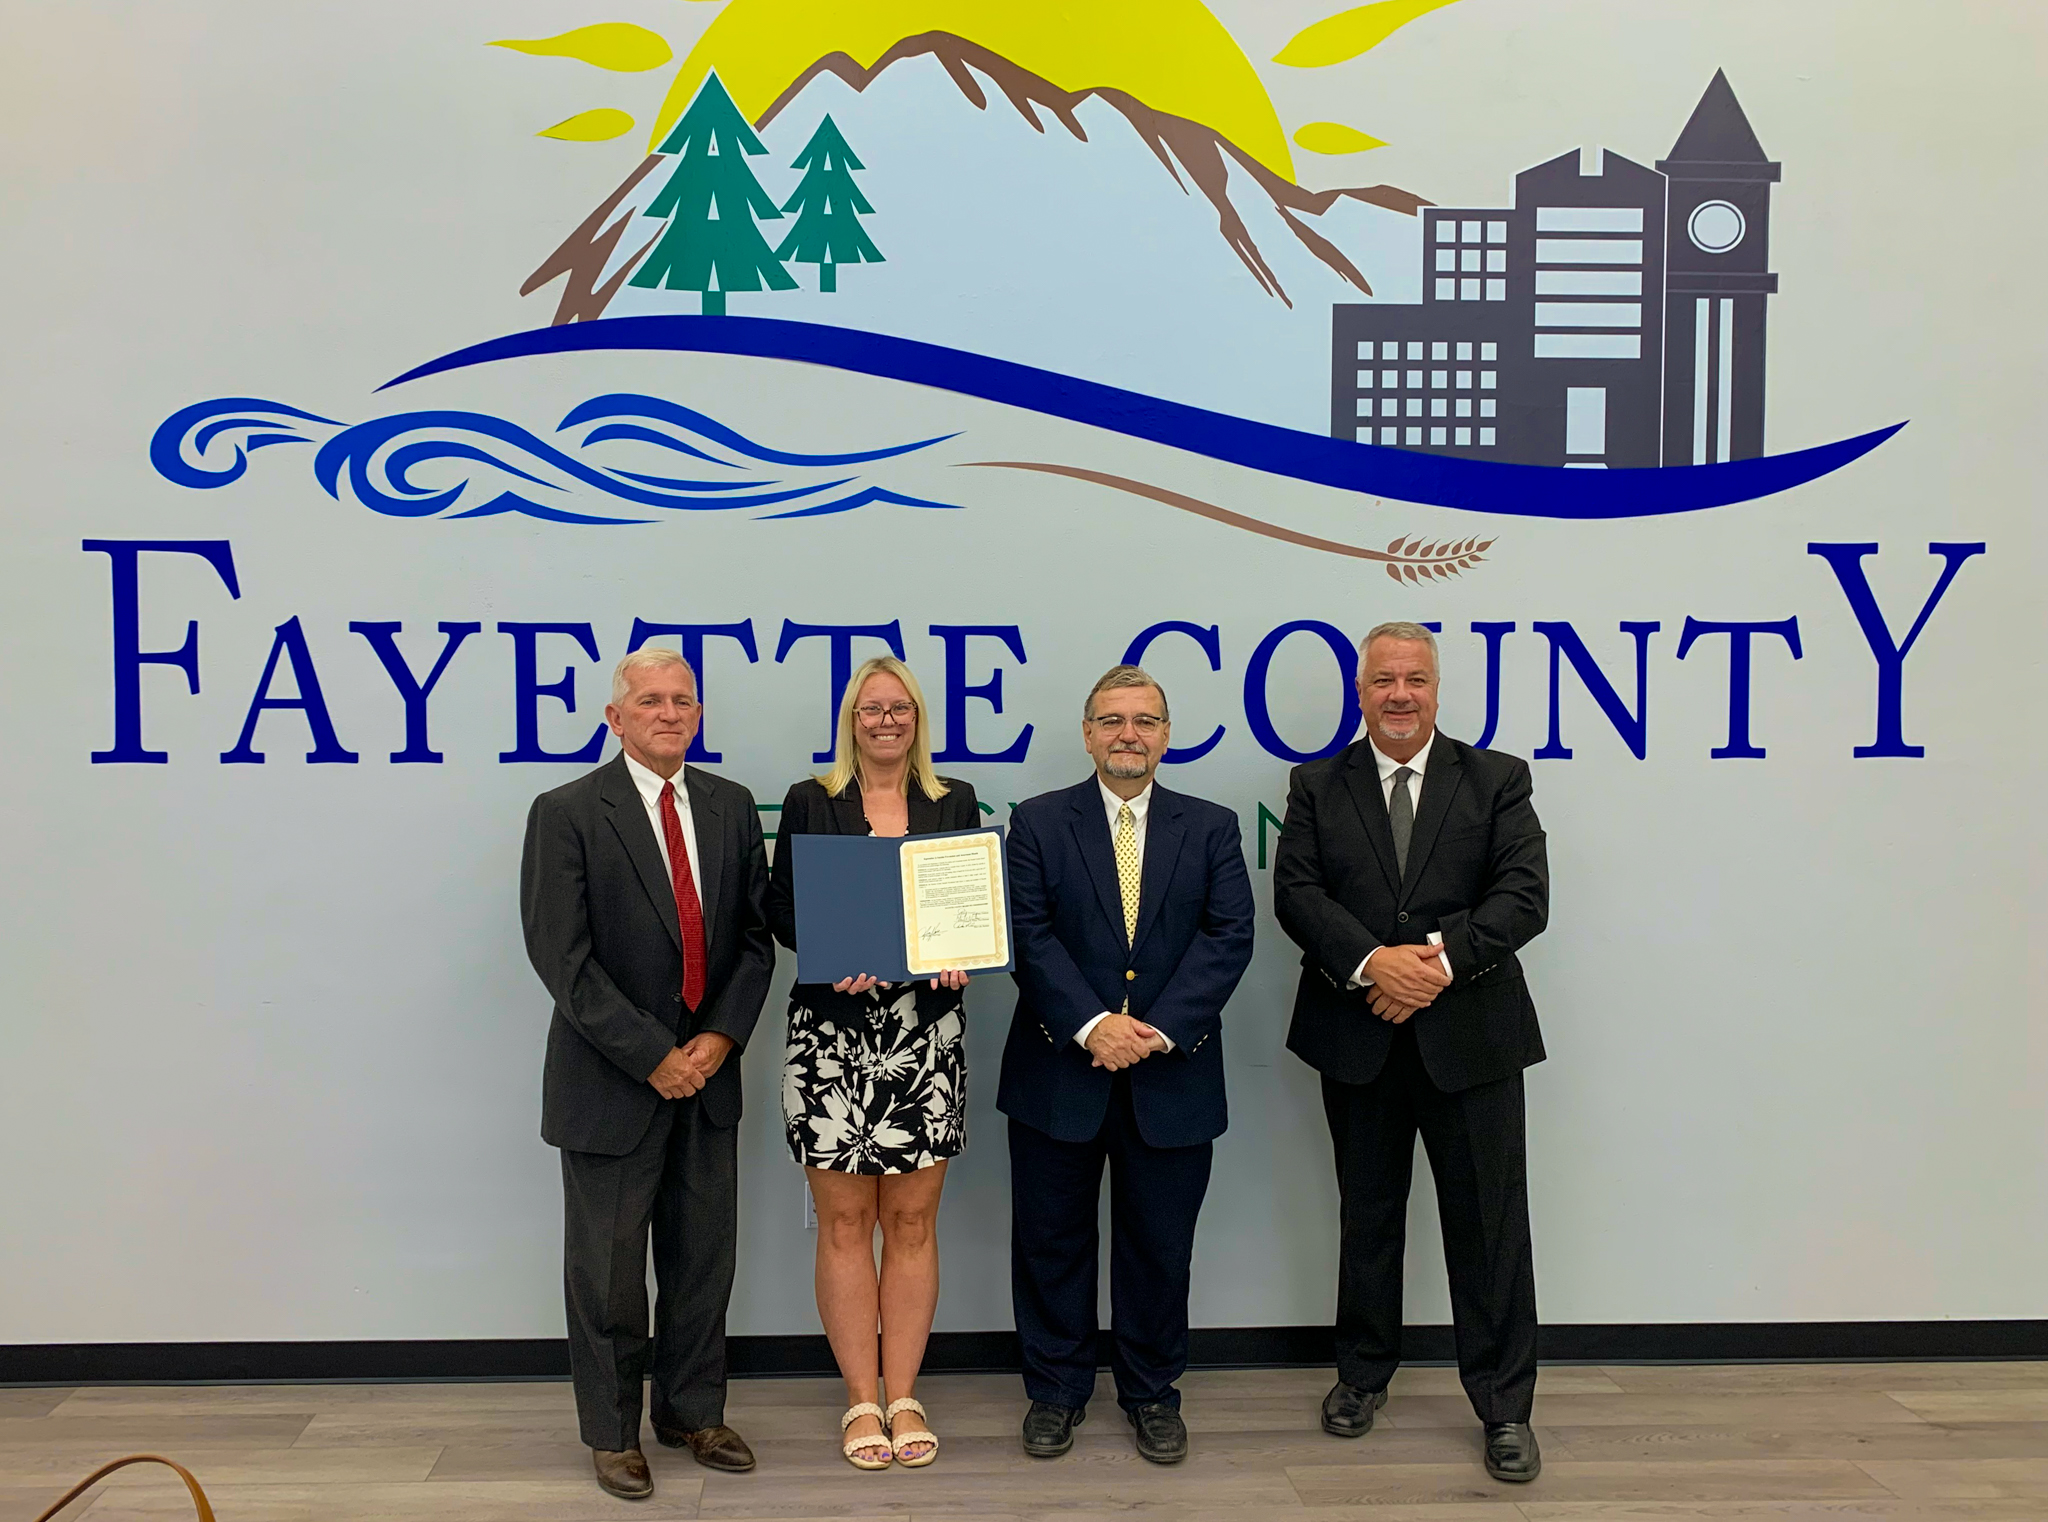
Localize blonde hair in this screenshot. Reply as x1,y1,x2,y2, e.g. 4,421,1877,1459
819,656,949,802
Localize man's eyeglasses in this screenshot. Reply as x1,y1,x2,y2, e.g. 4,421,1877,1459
1087,713,1167,736
856,702,917,726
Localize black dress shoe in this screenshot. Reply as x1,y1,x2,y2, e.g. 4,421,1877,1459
591,1446,652,1499
1126,1403,1188,1464
1021,1399,1086,1457
1320,1381,1388,1438
1483,1421,1541,1482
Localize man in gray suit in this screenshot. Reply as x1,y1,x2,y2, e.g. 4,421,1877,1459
521,647,774,1499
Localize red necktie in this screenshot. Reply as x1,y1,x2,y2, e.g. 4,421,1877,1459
658,781,707,1013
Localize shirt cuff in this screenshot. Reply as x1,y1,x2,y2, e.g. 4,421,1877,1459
1349,951,1377,989
1073,1012,1113,1049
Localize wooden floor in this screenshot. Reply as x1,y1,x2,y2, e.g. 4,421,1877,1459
4,1362,2046,1521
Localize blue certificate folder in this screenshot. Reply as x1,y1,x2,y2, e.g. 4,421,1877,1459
790,826,1014,985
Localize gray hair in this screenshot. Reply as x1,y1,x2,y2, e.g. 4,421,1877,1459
1360,621,1440,673
610,646,698,705
1083,664,1170,721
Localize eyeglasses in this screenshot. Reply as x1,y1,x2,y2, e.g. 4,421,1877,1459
856,702,917,726
1087,713,1167,736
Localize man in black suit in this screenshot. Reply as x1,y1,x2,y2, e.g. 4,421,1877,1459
521,647,774,1499
1274,621,1550,1484
999,665,1257,1465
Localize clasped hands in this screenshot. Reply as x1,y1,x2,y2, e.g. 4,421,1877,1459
1363,943,1451,1025
648,1031,735,1099
1085,1011,1169,1071
831,969,970,995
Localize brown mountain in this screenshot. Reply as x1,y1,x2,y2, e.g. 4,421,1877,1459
524,30,1430,324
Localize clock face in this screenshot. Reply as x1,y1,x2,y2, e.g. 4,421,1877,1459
1688,199,1746,254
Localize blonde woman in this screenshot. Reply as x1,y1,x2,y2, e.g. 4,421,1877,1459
766,657,978,1471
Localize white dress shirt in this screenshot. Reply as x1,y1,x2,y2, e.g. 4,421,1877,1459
622,751,705,900
1352,732,1445,986
1074,779,1175,1053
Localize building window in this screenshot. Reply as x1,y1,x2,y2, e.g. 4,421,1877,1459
1435,248,1456,271
1435,220,1455,243
1356,400,1374,418
1431,369,1447,388
1434,278,1455,300
1431,398,1448,417
1430,427,1447,445
1406,341,1423,359
1405,398,1422,417
1456,370,1472,388
1405,369,1422,387
1356,426,1372,442
1380,368,1395,386
1382,398,1397,417
1431,341,1448,360
1480,399,1496,417
1487,249,1506,273
1383,342,1400,359
1355,342,1374,360
1461,220,1481,242
1481,342,1498,360
1486,278,1506,300
1461,249,1480,272
1456,427,1472,445
1381,426,1397,444
1487,220,1507,243
1566,386,1607,456
1479,427,1496,446
1456,342,1473,360
1406,427,1422,444
1357,369,1374,389
1480,371,1497,388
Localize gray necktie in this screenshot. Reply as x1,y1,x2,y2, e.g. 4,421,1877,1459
1389,766,1416,876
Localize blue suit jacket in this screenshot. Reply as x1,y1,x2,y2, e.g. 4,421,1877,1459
996,777,1256,1149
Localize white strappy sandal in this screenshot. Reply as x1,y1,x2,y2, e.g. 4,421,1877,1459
841,1402,894,1470
886,1395,939,1467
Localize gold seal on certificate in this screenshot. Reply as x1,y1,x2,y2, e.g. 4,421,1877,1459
899,830,1010,975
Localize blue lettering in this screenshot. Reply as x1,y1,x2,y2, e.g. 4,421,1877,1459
774,620,905,763
1532,621,1660,760
628,619,759,763
1243,620,1360,762
83,539,241,764
929,624,1033,763
1808,541,1985,758
1122,620,1224,763
1468,622,1515,750
1675,616,1802,759
221,617,359,764
498,622,605,763
350,621,480,763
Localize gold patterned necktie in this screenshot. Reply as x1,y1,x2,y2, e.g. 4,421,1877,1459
1114,802,1141,945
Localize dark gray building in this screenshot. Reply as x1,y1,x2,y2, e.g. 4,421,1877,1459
1330,72,1778,470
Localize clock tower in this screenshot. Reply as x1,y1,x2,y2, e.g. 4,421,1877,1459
1658,71,1780,465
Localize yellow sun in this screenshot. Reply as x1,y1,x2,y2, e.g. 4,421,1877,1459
647,0,1297,180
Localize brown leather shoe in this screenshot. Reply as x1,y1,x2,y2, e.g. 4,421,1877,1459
655,1422,756,1473
591,1446,652,1499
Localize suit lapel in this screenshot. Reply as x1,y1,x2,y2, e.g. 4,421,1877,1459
602,756,682,953
1339,743,1403,897
1397,734,1463,903
907,786,945,836
830,779,868,836
1067,781,1126,936
1130,786,1186,959
684,767,724,950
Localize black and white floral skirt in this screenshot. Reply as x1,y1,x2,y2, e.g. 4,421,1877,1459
780,985,967,1174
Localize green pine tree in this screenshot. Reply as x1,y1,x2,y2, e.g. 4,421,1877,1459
629,70,795,315
774,115,884,293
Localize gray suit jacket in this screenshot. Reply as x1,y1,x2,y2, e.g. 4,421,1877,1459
521,754,774,1155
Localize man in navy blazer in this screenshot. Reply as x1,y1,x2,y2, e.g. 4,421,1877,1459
999,664,1256,1465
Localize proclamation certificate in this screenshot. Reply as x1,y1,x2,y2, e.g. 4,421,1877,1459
899,830,1010,976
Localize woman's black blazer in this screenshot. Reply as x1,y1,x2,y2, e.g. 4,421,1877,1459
767,774,983,1020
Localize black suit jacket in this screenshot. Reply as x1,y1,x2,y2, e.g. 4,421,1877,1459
521,754,774,1155
766,774,982,1029
998,778,1256,1149
1274,734,1548,1093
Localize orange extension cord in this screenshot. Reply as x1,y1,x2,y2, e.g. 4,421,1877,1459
32,1455,214,1522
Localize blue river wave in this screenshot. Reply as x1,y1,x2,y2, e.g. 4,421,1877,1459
382,316,1903,520
149,393,961,525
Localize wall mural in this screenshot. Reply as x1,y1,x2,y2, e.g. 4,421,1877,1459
147,0,1899,577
